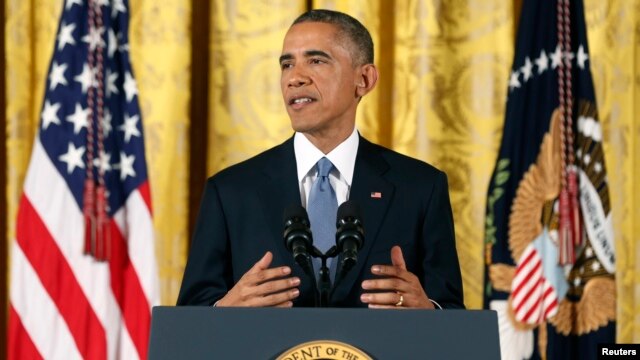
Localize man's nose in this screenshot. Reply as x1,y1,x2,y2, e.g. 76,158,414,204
287,66,310,87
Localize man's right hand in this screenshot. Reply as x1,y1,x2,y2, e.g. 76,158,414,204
215,251,300,307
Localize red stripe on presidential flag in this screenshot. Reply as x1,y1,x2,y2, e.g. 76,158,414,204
543,285,559,317
521,279,544,322
16,195,107,360
511,249,539,298
511,246,559,324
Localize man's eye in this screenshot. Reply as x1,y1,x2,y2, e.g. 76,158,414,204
281,63,292,70
310,58,324,64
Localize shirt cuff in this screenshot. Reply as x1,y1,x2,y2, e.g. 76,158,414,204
429,299,442,309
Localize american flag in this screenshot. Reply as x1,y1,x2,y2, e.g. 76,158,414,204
8,0,159,359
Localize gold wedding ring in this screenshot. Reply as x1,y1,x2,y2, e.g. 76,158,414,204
395,293,404,307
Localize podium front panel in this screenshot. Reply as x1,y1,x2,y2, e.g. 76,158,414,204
149,307,500,359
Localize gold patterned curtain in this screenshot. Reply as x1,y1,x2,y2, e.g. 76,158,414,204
5,0,638,343
207,0,306,174
585,0,639,344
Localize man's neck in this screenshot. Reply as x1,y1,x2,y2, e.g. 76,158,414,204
302,126,355,154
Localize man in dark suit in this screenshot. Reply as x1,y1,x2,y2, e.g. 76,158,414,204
177,9,464,309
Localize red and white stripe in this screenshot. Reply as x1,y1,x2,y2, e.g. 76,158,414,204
511,244,559,324
8,137,159,359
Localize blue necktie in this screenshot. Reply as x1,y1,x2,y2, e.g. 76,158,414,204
307,157,338,278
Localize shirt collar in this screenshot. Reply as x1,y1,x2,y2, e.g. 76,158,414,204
294,127,359,185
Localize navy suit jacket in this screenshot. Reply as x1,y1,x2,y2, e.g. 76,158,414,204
177,136,464,308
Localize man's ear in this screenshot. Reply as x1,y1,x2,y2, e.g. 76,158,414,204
355,64,378,98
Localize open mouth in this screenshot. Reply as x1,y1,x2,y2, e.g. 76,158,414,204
288,96,316,106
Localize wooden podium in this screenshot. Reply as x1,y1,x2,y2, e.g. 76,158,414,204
148,306,500,359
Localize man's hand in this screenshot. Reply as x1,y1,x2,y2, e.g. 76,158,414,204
216,251,300,307
360,246,435,309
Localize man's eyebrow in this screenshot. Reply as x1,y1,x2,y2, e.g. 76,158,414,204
304,50,331,59
279,50,332,64
279,53,293,64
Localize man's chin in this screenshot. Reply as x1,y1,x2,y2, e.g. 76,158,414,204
289,119,314,134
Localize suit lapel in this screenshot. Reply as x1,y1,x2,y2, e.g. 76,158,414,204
331,137,394,304
255,137,319,302
256,137,301,266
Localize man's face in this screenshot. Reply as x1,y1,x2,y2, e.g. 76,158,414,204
280,22,362,139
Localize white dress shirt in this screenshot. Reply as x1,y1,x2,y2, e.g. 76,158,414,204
294,128,359,209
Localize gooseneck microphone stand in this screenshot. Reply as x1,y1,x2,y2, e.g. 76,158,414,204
309,245,339,307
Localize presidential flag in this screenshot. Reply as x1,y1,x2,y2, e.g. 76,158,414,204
483,0,615,359
8,0,159,359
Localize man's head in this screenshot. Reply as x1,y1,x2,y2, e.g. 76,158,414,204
280,10,378,153
291,9,374,67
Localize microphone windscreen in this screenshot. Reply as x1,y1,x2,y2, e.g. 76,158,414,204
337,200,361,222
283,204,309,224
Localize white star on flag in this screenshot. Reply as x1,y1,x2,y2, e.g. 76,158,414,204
106,70,119,97
123,71,138,102
119,114,141,143
74,63,97,93
563,50,575,63
65,0,82,10
550,45,563,69
520,57,533,82
93,150,112,173
82,25,106,51
49,62,69,90
66,103,90,134
112,0,127,18
535,50,549,74
57,22,77,50
576,45,589,69
41,101,61,130
102,109,113,136
509,71,521,91
117,152,137,180
108,29,118,58
58,142,86,174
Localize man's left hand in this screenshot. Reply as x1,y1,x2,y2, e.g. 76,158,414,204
360,245,435,309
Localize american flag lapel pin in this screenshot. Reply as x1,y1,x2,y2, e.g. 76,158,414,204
370,191,382,199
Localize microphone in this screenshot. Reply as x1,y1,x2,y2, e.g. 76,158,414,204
283,204,314,276
335,200,364,276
